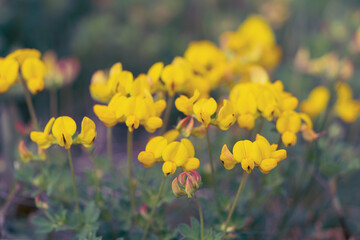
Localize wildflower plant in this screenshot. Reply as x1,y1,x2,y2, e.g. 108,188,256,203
2,2,360,240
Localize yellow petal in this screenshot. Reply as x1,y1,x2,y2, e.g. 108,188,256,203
180,138,195,158
138,151,157,168
282,131,297,147
52,116,77,149
21,58,46,94
259,158,278,174
144,117,163,133
77,117,97,148
182,157,200,171
162,141,188,166
93,105,117,127
146,136,168,159
163,129,179,142
220,145,237,170
162,161,177,176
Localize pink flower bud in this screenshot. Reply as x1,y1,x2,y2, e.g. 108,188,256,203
172,177,186,197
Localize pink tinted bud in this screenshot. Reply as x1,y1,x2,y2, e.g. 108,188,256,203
37,147,46,161
178,172,187,185
183,117,194,137
140,204,148,217
176,116,190,130
172,177,186,197
35,195,48,209
18,141,33,162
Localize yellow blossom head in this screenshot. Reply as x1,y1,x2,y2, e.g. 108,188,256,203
76,117,97,148
30,117,55,149
193,98,217,127
0,57,19,93
300,86,330,118
52,116,77,149
21,58,47,94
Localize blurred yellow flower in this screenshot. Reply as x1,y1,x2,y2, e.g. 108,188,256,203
30,117,55,149
21,58,47,94
300,86,330,118
276,111,301,147
0,57,19,93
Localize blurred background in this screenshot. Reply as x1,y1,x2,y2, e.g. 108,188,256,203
1,0,360,239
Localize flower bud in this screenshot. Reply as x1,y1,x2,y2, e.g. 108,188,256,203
172,177,186,197
35,195,48,210
18,140,33,163
173,171,202,198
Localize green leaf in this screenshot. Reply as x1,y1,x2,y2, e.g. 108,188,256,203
319,161,341,178
31,216,54,234
178,218,200,239
84,201,100,224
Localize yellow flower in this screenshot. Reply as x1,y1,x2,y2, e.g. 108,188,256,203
52,116,77,149
0,57,19,93
93,94,126,127
18,140,34,163
233,140,261,173
254,134,287,174
276,111,301,147
147,62,164,93
193,98,217,127
30,117,55,149
216,100,236,131
162,138,200,176
335,83,360,123
230,83,258,130
175,89,200,116
21,58,47,94
76,117,97,148
7,49,41,65
161,64,186,96
300,86,330,118
138,136,168,168
89,62,123,103
220,145,237,170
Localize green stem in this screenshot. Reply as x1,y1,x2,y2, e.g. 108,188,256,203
194,194,204,240
19,77,39,130
107,127,113,169
67,149,80,217
141,176,166,240
160,95,174,134
205,128,218,202
0,181,21,233
50,88,58,117
221,173,248,240
258,116,264,135
127,130,135,216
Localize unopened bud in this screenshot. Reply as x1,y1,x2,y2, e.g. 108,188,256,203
172,177,186,197
35,195,48,209
18,141,33,163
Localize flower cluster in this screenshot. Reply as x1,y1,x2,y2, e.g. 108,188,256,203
220,134,287,174
92,63,166,132
0,49,46,94
172,171,201,198
138,133,200,176
30,116,97,149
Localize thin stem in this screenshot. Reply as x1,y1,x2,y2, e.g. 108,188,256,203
19,77,39,130
205,128,218,201
258,116,264,135
67,149,80,217
160,95,174,134
0,181,21,237
107,127,113,169
50,88,58,117
194,194,204,240
127,130,135,216
221,172,248,240
276,134,282,150
141,176,166,240
328,179,351,239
